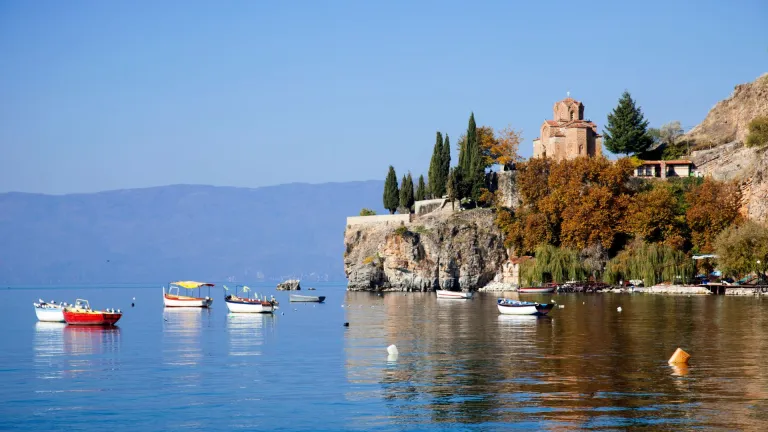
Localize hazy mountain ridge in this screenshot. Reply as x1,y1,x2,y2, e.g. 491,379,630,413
0,181,384,284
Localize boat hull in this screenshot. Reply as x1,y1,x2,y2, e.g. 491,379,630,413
289,295,326,303
436,289,473,299
35,307,65,323
518,287,556,294
225,299,274,313
163,294,213,308
63,310,122,326
497,303,554,316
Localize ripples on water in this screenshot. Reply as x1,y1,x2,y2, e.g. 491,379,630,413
2,286,768,430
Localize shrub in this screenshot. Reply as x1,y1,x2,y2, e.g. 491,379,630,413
394,226,409,236
746,116,768,148
359,208,377,216
362,255,375,265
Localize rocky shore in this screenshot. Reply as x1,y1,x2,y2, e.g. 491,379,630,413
344,209,513,292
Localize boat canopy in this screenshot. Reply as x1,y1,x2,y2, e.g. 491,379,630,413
171,281,215,289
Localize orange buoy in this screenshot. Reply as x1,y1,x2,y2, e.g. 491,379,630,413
668,347,691,365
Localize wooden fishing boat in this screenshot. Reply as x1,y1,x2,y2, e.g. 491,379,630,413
163,281,214,307
63,299,122,326
33,299,68,322
518,284,557,294
289,294,326,303
224,285,276,313
436,289,473,299
497,298,554,316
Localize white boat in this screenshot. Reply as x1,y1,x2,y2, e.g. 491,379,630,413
436,289,473,299
289,294,325,303
225,295,275,313
163,281,214,308
497,299,554,316
224,285,276,313
33,299,67,322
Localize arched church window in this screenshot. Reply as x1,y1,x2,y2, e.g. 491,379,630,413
570,111,574,121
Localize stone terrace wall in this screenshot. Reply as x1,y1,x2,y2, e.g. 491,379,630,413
346,214,411,227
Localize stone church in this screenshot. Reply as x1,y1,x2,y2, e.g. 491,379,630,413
532,96,602,160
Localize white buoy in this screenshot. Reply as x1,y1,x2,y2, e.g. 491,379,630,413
387,344,398,356
617,306,622,312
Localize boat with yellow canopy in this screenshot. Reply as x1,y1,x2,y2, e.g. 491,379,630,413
163,281,215,308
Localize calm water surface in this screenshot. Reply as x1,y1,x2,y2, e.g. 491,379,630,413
1,285,768,431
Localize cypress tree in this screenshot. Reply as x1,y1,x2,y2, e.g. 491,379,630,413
415,175,426,201
383,166,399,214
459,113,477,178
440,134,451,197
427,132,444,198
399,173,414,213
446,167,461,210
603,91,653,156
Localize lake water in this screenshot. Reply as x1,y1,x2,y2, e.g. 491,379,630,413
2,284,768,431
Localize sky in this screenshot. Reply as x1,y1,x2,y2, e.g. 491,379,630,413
1,0,766,194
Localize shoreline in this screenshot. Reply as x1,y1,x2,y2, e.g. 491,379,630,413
347,283,768,296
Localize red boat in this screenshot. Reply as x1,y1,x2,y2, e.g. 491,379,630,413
63,299,122,326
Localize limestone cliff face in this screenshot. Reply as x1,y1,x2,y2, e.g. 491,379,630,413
344,209,509,291
685,73,768,146
686,73,768,223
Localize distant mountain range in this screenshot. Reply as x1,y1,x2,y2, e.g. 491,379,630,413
0,181,385,285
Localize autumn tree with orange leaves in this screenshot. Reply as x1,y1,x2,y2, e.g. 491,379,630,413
685,178,742,253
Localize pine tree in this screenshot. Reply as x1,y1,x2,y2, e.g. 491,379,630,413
399,173,414,213
415,175,426,201
440,134,451,197
383,166,399,214
428,132,444,198
603,91,653,156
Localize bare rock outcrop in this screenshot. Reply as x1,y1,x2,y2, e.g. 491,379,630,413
276,279,301,290
344,209,508,292
684,73,768,147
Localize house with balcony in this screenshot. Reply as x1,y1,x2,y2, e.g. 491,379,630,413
634,160,697,179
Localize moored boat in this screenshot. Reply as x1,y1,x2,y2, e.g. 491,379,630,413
63,299,122,326
497,298,554,316
436,289,473,299
224,285,276,313
289,294,326,303
163,281,214,307
518,284,557,294
33,299,68,322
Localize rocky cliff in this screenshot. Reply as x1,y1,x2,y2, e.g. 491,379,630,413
687,73,768,223
343,209,511,292
685,73,768,146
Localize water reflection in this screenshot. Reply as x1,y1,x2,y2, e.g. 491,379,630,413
33,322,66,380
162,308,207,366
344,292,768,430
226,313,273,358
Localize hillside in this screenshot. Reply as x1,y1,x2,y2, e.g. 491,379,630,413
687,73,768,223
685,73,768,147
0,181,384,285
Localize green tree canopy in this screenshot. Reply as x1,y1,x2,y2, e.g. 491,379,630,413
440,134,451,197
603,91,653,155
383,166,399,214
399,173,415,213
428,132,445,198
415,174,427,201
746,116,768,148
714,221,768,279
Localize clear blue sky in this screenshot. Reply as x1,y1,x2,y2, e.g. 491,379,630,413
1,0,766,194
